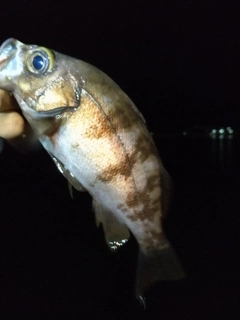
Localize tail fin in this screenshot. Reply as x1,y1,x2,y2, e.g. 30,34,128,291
135,244,185,298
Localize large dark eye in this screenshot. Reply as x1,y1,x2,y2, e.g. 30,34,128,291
27,51,49,73
27,47,55,74
32,54,47,71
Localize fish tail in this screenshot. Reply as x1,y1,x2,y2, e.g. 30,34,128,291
135,242,185,298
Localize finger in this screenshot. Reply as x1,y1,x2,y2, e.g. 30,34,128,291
0,111,25,139
0,89,26,139
0,89,19,112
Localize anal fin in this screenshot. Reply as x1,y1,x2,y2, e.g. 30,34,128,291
92,200,130,252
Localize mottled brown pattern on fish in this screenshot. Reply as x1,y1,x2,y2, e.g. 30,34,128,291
84,97,157,184
116,202,128,213
92,80,140,130
93,82,145,133
125,183,161,223
96,131,157,184
98,161,131,183
138,231,169,251
127,132,160,171
80,93,114,139
108,99,137,130
125,191,139,210
146,175,160,192
87,121,112,139
133,198,159,222
128,136,150,165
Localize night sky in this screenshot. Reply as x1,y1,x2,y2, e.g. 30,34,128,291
1,1,239,131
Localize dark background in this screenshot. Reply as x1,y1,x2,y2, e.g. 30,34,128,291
0,0,239,130
0,1,239,319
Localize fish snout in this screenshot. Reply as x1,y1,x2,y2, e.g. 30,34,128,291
0,39,25,90
0,38,17,66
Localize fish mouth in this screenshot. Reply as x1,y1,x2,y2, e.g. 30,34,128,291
0,56,7,70
0,38,18,69
0,39,24,89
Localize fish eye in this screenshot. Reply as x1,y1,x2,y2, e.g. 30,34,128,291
26,47,55,74
33,54,46,70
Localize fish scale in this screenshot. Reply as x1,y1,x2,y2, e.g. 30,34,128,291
0,38,185,299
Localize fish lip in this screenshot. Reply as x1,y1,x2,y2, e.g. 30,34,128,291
0,38,20,73
0,58,7,71
0,38,17,62
0,38,17,52
0,53,8,70
0,38,24,54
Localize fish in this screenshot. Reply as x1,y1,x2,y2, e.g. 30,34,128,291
0,38,185,299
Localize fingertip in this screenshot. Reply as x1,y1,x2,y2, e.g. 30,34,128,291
0,89,19,112
0,111,26,139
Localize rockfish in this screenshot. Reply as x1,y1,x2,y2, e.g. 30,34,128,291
0,38,185,299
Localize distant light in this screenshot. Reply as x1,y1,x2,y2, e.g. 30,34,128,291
209,129,217,139
226,127,234,134
219,128,225,134
183,131,187,136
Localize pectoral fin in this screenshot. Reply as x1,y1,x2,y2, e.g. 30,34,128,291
92,199,130,252
67,180,86,199
50,155,86,197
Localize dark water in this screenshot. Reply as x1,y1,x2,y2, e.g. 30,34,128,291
0,135,239,320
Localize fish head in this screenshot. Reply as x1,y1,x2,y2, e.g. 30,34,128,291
0,38,82,119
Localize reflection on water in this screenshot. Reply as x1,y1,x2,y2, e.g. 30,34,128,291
186,126,235,170
211,134,234,170
156,126,238,172
182,126,235,139
209,127,234,139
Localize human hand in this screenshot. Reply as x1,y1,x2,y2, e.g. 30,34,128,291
0,89,38,152
0,89,26,139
